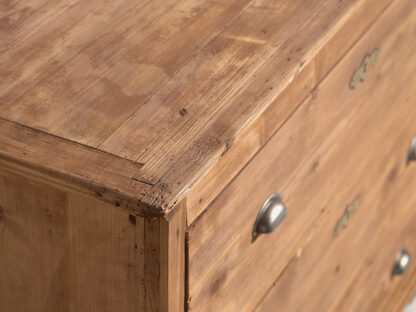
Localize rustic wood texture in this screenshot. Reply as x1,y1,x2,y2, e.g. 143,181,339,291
0,164,187,312
1,0,414,310
187,0,416,309
257,175,416,312
0,0,252,146
145,203,187,312
160,205,186,312
256,101,416,312
0,168,146,311
0,118,154,216
131,0,395,212
185,0,393,225
0,0,397,215
367,259,416,312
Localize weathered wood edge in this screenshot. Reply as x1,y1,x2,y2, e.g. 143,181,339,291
0,0,395,221
0,118,161,217
0,156,159,217
145,202,187,311
139,0,395,220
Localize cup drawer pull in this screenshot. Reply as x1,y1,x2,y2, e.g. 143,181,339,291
393,248,412,276
408,136,416,163
252,194,287,241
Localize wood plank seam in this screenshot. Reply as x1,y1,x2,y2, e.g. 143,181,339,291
0,118,164,216
253,256,298,311
0,115,146,166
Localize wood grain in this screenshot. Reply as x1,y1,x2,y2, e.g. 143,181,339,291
256,102,416,311
160,205,187,312
0,169,146,311
0,0,253,215
185,0,392,225
257,178,416,312
0,0,398,216
0,118,154,216
0,166,186,311
367,259,416,312
0,0,252,146
133,0,394,213
258,91,416,311
2,0,413,310
145,203,187,312
187,0,416,309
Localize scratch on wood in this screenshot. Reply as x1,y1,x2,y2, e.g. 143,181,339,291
131,177,154,186
223,35,266,45
189,137,220,165
221,137,234,157
334,194,362,237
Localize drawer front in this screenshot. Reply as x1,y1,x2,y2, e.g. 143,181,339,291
256,98,416,312
187,0,416,311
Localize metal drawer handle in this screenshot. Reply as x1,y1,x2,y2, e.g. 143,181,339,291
408,137,416,163
252,194,287,241
393,248,412,276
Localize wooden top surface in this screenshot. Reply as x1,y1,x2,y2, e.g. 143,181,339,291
0,0,390,217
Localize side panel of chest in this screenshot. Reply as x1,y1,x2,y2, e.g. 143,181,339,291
0,162,185,312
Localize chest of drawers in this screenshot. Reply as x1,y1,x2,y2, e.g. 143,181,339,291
1,0,415,311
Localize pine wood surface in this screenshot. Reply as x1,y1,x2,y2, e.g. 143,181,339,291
2,0,415,310
0,168,146,311
187,0,416,309
256,46,416,310
256,100,416,311
256,161,416,312
145,203,187,312
185,0,393,225
0,162,187,312
0,0,397,216
0,119,154,216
